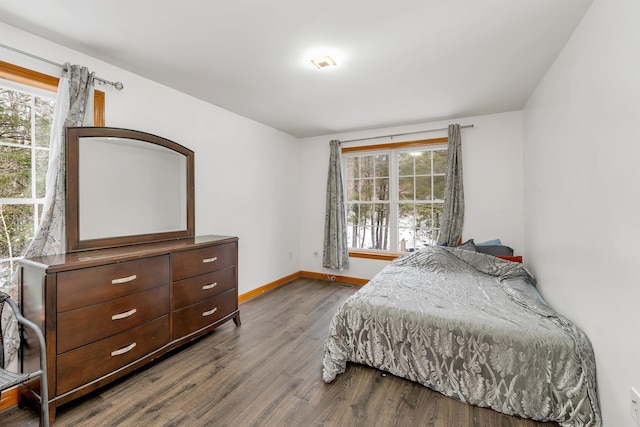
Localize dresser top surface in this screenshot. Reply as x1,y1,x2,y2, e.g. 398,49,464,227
19,235,238,272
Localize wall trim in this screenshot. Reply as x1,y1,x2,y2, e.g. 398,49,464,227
238,270,368,303
238,271,302,303
298,271,369,286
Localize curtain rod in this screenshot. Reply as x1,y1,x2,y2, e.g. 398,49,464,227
0,43,124,90
340,124,474,144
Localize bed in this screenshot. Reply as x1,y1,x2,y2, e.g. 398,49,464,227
322,246,601,426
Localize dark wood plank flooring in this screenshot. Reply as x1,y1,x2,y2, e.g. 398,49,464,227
0,278,560,426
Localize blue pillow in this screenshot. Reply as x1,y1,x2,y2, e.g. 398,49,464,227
476,238,501,246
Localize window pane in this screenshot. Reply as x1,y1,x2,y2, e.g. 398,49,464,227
358,204,373,249
415,176,431,201
416,203,433,228
414,151,431,175
0,88,31,145
371,203,390,250
0,146,32,198
374,154,388,177
347,204,362,249
347,225,358,249
398,152,413,176
398,202,415,252
0,204,34,258
398,177,414,200
358,226,373,249
417,204,440,247
346,179,359,201
432,203,443,242
433,175,445,200
360,156,373,178
398,203,415,226
345,157,359,180
375,178,389,201
433,150,447,174
35,148,48,198
346,203,358,227
361,179,373,201
34,96,54,147
353,204,373,249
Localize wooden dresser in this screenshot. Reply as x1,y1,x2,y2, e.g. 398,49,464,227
18,235,239,424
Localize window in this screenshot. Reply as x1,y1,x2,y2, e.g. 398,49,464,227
0,79,54,289
343,138,448,255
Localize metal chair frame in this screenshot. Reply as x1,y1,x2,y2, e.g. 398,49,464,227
0,291,49,426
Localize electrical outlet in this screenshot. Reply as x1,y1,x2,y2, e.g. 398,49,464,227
631,387,640,424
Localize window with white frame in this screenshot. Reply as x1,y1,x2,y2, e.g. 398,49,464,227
0,79,55,289
343,139,448,254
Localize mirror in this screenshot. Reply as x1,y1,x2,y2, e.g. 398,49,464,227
66,127,194,252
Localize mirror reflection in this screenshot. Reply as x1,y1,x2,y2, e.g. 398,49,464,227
78,136,187,240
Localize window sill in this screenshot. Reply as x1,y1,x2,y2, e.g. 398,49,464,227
348,250,403,261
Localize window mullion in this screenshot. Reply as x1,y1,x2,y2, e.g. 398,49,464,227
30,96,36,199
389,150,398,252
30,95,39,232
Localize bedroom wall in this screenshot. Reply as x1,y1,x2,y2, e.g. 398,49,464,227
523,0,639,425
0,22,301,296
299,111,524,280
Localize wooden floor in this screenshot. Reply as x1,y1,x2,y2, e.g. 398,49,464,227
0,278,559,427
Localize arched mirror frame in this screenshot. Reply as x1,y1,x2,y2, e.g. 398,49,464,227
65,127,195,252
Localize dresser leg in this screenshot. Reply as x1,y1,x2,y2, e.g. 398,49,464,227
45,402,56,427
233,311,241,326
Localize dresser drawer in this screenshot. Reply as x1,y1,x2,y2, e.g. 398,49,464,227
56,315,169,395
173,290,237,339
57,286,170,354
172,243,236,281
173,266,236,310
57,255,169,312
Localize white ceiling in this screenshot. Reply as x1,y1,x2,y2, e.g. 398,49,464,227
0,0,592,138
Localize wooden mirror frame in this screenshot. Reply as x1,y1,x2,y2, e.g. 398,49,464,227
65,127,195,252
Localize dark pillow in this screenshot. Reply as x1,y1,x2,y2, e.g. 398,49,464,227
454,239,476,252
476,245,514,256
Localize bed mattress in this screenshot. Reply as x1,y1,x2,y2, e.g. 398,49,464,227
322,247,601,426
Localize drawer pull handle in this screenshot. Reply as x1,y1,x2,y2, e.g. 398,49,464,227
112,274,137,284
111,308,137,320
111,342,137,357
202,282,218,290
202,307,218,317
202,257,217,263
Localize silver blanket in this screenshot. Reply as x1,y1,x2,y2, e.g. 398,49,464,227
322,247,601,426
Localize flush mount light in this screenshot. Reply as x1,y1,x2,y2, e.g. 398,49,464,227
311,55,337,70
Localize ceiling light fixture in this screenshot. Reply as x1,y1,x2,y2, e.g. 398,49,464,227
311,55,337,70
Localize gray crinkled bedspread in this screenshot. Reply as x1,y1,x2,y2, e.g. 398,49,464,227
322,246,601,427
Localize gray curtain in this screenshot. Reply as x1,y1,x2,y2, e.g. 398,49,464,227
2,64,94,366
323,140,349,270
23,63,94,259
437,124,464,246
